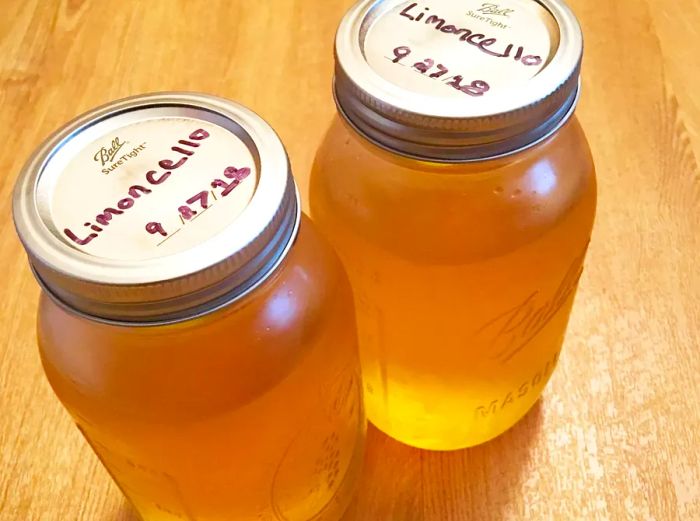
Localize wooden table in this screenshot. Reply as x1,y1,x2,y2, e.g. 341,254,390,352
1,1,699,519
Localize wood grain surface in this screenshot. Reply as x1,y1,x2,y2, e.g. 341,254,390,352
1,1,699,520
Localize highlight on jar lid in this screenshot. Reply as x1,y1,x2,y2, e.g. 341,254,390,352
13,92,299,323
334,0,584,160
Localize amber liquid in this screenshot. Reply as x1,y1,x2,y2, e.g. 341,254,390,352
38,217,365,521
310,116,597,450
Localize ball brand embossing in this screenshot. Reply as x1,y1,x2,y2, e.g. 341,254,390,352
475,248,588,365
271,367,362,521
474,349,560,419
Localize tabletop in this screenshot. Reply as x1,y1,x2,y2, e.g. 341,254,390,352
1,1,699,520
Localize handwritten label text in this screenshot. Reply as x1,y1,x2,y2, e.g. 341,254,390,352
64,129,212,247
388,45,491,97
399,2,543,67
146,166,251,244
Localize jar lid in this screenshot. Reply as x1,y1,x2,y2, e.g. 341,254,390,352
13,92,300,323
334,0,583,161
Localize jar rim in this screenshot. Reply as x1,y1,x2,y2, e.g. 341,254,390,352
13,92,301,323
334,0,584,161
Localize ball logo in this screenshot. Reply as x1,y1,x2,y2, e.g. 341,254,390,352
92,135,148,175
93,137,127,166
476,2,515,17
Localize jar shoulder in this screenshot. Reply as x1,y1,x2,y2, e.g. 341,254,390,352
38,215,348,341
36,215,357,417
310,115,596,262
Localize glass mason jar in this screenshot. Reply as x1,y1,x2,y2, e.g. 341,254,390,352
13,93,365,521
311,0,597,450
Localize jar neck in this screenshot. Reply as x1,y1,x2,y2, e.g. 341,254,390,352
334,78,581,165
333,108,584,177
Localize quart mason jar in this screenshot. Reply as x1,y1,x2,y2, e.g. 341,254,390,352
311,0,597,450
13,93,365,521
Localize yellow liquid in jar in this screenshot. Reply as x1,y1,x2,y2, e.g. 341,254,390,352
310,116,597,450
38,217,365,520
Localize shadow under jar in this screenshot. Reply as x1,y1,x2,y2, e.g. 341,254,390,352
14,93,365,521
310,0,597,450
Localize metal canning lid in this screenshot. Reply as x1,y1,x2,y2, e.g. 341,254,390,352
334,0,583,161
13,92,300,323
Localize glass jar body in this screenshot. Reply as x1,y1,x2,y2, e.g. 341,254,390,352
310,116,597,450
37,216,365,521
